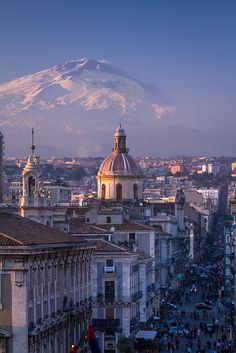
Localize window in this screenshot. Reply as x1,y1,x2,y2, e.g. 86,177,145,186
86,218,90,223
106,259,113,267
102,184,106,199
105,281,115,303
116,184,122,201
106,216,111,224
133,183,138,199
28,176,36,197
106,308,114,319
129,233,135,243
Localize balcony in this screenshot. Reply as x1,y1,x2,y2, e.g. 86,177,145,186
132,290,143,302
92,319,121,332
104,266,115,273
95,293,143,307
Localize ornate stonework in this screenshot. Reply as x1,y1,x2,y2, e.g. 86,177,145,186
97,126,144,201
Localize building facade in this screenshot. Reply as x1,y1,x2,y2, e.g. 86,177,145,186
0,212,93,353
90,240,154,353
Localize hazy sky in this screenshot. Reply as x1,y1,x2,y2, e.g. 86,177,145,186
0,0,236,155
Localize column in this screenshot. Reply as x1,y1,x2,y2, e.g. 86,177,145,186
11,271,28,353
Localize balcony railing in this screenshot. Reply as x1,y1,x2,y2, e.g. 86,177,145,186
104,266,115,273
132,290,143,301
92,319,121,332
95,292,143,307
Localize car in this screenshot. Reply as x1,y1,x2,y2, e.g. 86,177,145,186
200,273,209,279
190,284,197,293
169,326,178,334
168,321,179,334
206,324,214,333
204,300,212,306
195,303,212,311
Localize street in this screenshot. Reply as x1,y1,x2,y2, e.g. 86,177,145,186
158,263,232,353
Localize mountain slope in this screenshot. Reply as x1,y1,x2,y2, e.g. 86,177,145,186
0,59,175,156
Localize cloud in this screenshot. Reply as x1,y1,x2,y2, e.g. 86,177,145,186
153,104,176,119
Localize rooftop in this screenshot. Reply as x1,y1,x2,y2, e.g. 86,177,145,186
0,212,89,247
69,218,155,234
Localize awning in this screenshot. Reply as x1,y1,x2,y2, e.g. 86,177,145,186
0,329,11,338
135,330,157,340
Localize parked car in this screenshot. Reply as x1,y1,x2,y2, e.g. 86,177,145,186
195,303,212,311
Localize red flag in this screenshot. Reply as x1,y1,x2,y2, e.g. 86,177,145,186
70,344,78,353
84,324,101,353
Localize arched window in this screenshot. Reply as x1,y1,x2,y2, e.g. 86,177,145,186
116,184,122,201
28,176,35,197
101,184,106,199
133,183,138,199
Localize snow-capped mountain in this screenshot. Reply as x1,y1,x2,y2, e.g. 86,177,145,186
0,59,175,156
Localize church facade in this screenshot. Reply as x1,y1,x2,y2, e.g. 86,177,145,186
97,126,144,201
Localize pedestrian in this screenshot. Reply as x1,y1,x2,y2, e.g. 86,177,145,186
197,339,201,350
175,337,179,349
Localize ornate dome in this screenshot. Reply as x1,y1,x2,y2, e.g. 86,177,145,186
98,152,140,176
97,125,144,201
98,125,141,177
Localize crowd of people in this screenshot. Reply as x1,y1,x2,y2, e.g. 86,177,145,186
156,261,233,353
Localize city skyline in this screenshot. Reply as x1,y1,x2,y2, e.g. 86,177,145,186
0,0,236,157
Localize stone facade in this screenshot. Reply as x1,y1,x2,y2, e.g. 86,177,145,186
90,240,154,353
0,213,94,353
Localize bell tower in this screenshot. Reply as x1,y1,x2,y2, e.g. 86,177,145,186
20,129,42,207
112,124,128,153
19,129,53,226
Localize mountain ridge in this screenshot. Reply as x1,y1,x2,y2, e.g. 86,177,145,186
0,58,177,156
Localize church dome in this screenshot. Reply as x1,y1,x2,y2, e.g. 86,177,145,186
98,152,140,176
97,125,144,201
98,125,141,177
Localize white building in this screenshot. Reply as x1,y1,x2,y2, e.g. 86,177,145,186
90,239,154,353
197,188,219,208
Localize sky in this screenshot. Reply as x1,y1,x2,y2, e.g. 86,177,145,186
0,0,236,156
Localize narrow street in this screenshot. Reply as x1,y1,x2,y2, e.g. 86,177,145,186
158,264,232,353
